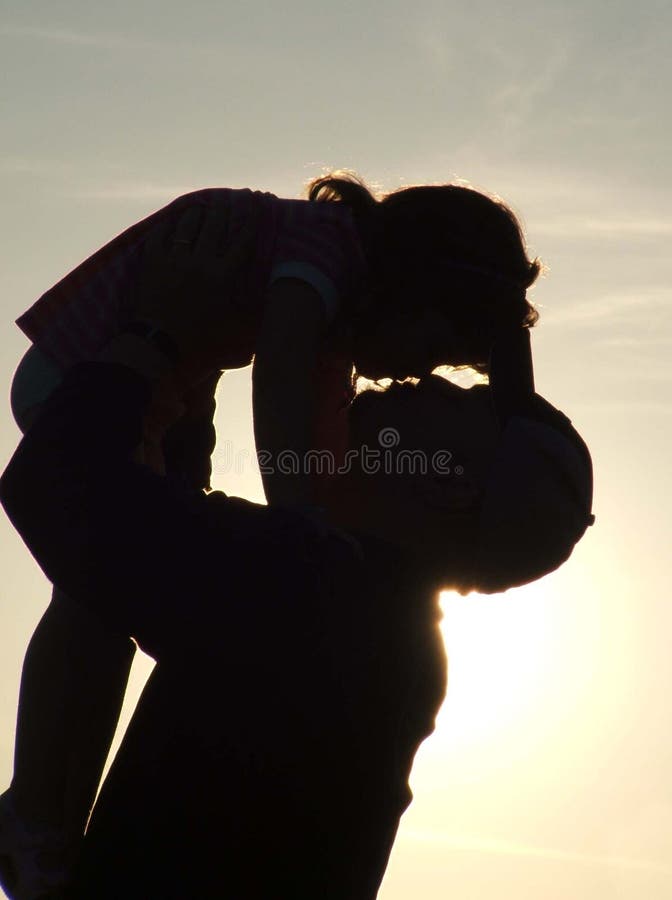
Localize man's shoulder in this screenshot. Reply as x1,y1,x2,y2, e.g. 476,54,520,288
203,491,367,589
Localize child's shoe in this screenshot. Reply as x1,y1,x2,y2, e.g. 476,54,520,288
0,791,73,900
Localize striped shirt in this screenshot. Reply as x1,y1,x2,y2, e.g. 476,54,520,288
17,188,368,369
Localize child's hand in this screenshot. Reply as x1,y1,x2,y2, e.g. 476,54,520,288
131,197,260,371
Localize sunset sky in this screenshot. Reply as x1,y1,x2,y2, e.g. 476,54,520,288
1,1,671,897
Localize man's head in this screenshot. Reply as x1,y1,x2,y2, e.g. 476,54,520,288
324,376,593,594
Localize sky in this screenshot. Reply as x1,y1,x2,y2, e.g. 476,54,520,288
1,0,671,897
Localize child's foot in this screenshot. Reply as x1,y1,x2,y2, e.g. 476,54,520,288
0,791,74,900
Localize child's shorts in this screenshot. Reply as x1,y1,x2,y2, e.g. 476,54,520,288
10,345,64,434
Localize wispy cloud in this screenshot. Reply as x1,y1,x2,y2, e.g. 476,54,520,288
405,830,672,875
570,400,672,416
0,156,78,178
594,335,672,350
543,287,672,327
0,157,197,202
0,159,191,205
488,46,571,139
535,217,672,239
63,182,197,202
0,22,162,51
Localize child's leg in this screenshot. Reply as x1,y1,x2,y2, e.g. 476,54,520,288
10,588,135,838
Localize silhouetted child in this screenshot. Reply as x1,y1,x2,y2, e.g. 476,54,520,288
0,172,540,900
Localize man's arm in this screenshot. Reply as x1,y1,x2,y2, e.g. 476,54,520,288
0,357,263,659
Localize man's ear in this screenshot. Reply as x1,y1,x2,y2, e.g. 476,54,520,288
411,471,482,511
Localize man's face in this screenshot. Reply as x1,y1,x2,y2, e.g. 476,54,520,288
324,380,501,580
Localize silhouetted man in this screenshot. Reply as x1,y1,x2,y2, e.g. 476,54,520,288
0,215,592,899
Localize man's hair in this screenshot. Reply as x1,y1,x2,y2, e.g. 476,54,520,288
473,399,593,593
349,377,593,594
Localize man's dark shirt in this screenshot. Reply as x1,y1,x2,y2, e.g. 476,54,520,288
0,363,447,899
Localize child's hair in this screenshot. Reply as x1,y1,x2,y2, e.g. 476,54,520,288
307,171,540,368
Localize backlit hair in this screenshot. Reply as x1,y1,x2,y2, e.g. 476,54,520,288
308,171,540,368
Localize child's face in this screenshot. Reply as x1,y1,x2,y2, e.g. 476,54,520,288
353,308,474,380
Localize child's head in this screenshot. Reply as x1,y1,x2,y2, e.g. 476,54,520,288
307,172,540,376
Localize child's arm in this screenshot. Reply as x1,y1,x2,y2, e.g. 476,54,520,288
253,278,328,508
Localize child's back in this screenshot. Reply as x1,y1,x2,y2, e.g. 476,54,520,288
17,188,368,372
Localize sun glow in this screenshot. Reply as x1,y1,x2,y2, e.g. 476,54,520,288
436,579,561,747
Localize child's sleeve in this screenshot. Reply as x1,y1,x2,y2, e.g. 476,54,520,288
269,203,367,327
